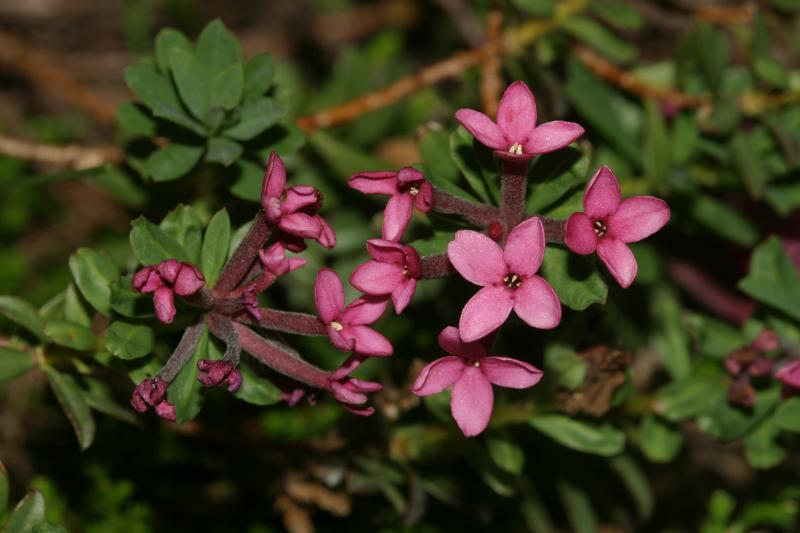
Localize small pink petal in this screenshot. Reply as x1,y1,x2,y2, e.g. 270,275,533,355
608,196,670,243
157,259,181,284
153,287,176,324
259,243,306,276
447,230,505,286
459,286,514,342
397,167,425,187
391,278,416,314
504,217,545,277
314,268,344,324
331,354,367,380
366,239,406,266
133,267,162,293
524,121,584,154
279,212,322,239
415,180,434,212
597,238,638,288
565,212,598,255
437,326,487,359
494,150,536,163
584,166,622,220
154,400,177,421
343,325,393,356
342,295,389,325
382,193,414,242
327,326,354,352
174,264,205,296
513,275,561,329
412,355,465,396
283,186,321,213
348,172,399,195
454,109,507,150
262,152,287,203
451,366,494,437
350,261,405,295
776,360,800,389
497,81,537,144
316,216,337,248
331,381,367,404
481,357,543,389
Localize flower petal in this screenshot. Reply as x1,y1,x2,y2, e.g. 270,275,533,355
447,230,505,286
391,278,416,314
279,212,322,239
327,326,354,352
153,287,176,324
342,295,389,325
157,259,181,284
459,286,514,342
262,152,286,202
314,268,344,323
597,238,638,288
343,325,393,356
351,261,405,295
454,109,507,150
776,360,800,389
283,185,321,214
451,366,494,437
174,264,205,296
348,171,398,195
382,193,414,242
330,354,367,381
412,355,465,396
437,326,487,359
481,356,543,389
316,216,337,248
565,212,598,255
608,196,670,243
415,180,434,212
504,217,545,277
365,239,406,265
494,150,537,163
584,166,622,220
513,275,561,329
497,81,537,143
524,121,584,154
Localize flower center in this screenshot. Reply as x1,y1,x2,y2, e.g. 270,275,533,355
402,265,409,276
593,219,608,238
509,143,523,155
408,185,419,196
330,321,344,331
503,272,523,289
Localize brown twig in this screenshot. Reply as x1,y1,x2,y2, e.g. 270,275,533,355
480,9,504,118
693,2,757,26
311,0,420,48
433,0,484,47
0,135,122,169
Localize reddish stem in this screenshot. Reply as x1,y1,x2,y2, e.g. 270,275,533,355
237,308,327,336
158,321,205,383
432,186,501,228
420,254,455,279
500,160,528,237
214,212,272,297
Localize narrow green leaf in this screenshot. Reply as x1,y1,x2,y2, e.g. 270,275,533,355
0,296,45,341
211,62,243,111
44,320,95,351
243,53,274,102
691,194,759,247
234,364,282,406
205,137,243,166
609,455,654,520
530,415,625,456
44,367,96,450
154,27,192,73
656,374,723,422
731,131,770,198
590,1,644,30
167,327,208,423
557,481,597,533
738,236,800,321
31,523,68,533
195,19,242,76
168,47,210,121
68,248,119,316
160,205,204,264
2,491,45,533
773,397,800,432
307,130,387,176
638,413,683,463
0,461,7,514
116,101,156,138
0,346,34,381
223,98,285,141
200,209,231,287
744,418,786,469
564,16,638,64
486,436,525,475
643,99,671,189
130,216,190,265
146,143,204,182
527,147,588,213
540,247,607,310
651,285,691,380
450,127,493,203
105,321,154,360
697,387,781,440
88,165,147,208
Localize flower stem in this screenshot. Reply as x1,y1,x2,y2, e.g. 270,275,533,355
500,160,528,237
432,186,500,228
158,321,205,383
420,253,455,279
207,313,242,364
214,212,271,297
238,309,327,336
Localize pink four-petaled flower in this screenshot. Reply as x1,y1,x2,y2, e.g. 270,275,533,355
350,239,420,314
413,326,543,436
314,268,393,356
447,217,561,342
564,166,670,288
776,360,800,390
348,167,433,241
455,81,584,163
261,152,336,250
132,260,205,324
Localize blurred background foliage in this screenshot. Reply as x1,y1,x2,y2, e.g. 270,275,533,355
2,0,800,531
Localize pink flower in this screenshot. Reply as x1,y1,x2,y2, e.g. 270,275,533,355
412,326,543,436
259,242,306,277
130,377,177,421
776,360,800,389
314,268,393,356
565,166,670,288
447,217,561,342
329,375,382,417
350,239,420,314
348,167,433,241
261,152,336,249
132,260,205,324
455,81,584,163
197,360,243,392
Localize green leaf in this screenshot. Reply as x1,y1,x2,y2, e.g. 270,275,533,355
656,373,723,422
609,455,654,520
544,343,587,390
160,205,203,264
167,327,208,423
697,387,781,440
773,397,800,432
32,523,68,533
487,436,525,475
638,413,683,463
233,364,282,406
540,247,607,311
0,346,34,381
105,321,154,360
44,320,95,351
744,418,786,469
731,131,770,198
205,137,243,166
0,296,45,341
195,19,242,77
116,101,156,138
409,232,452,257
527,147,588,213
697,23,730,92
511,0,553,16
307,130,387,176
754,56,789,89
68,248,119,316
564,16,638,64
44,367,96,449
146,143,204,182
230,159,264,201
88,165,147,208
243,53,274,102
2,491,45,533
651,285,691,380
643,99,671,189
671,112,698,165
130,216,190,265
590,1,644,30
83,380,141,425
530,415,625,456
738,236,800,321
110,275,153,318
557,481,597,533
200,209,231,287
418,127,463,193
223,98,285,141
450,127,493,203
690,194,759,247
211,62,243,111
154,27,192,73
0,461,7,514
168,46,210,121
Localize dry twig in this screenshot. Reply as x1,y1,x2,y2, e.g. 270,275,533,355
0,135,122,169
